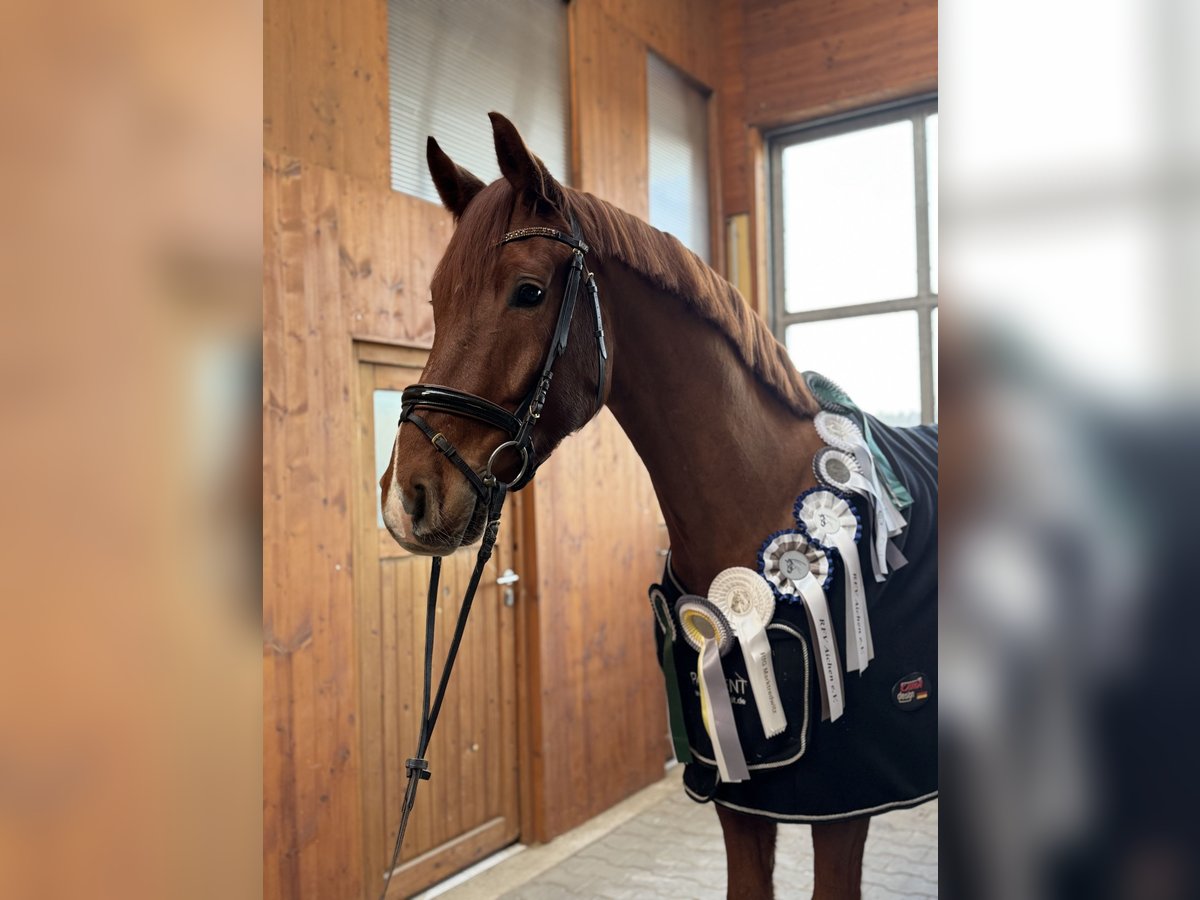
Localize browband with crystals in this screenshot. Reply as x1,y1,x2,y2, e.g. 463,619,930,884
675,595,749,783
500,226,589,253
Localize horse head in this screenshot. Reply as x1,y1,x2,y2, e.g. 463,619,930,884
380,113,610,555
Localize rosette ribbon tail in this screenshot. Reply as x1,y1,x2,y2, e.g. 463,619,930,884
796,578,845,722
660,640,692,763
832,531,873,673
736,614,787,738
697,637,749,783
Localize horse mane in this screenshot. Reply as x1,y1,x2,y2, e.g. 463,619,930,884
563,189,817,418
437,180,817,418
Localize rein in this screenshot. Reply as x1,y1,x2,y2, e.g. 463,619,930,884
378,214,605,899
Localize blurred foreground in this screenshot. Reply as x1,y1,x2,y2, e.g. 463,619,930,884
0,1,261,899
942,0,1200,897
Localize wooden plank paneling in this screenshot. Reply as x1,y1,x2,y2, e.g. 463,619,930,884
263,150,364,900
570,1,649,218
743,0,937,128
596,0,719,89
264,0,390,186
264,148,457,900
718,0,750,218
718,0,938,218
520,0,671,843
715,0,936,319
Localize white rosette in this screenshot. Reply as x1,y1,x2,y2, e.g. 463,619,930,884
814,446,907,581
708,567,787,738
758,531,844,721
675,596,749,783
814,411,906,539
794,488,875,674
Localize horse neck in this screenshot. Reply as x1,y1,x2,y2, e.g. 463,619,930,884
597,259,823,593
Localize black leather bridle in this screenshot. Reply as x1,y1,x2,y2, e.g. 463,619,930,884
379,214,606,900
398,213,606,495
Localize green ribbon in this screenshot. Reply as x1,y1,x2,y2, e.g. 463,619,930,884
661,640,693,763
803,371,913,509
650,588,692,763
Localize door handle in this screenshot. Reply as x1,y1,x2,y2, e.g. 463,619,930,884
497,568,519,606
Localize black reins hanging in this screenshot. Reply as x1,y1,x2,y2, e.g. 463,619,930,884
378,214,604,900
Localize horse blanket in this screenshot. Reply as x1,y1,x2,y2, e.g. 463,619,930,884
650,417,938,821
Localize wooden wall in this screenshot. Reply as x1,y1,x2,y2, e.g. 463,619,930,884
717,0,938,313
264,0,719,896
263,151,454,900
516,0,721,842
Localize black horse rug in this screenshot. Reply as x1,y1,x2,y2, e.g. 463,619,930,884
649,416,938,821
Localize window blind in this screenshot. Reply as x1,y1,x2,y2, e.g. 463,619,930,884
388,0,569,202
647,52,711,262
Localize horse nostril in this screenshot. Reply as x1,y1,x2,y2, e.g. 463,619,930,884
402,477,429,524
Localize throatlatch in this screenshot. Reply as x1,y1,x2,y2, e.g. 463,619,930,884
378,214,604,900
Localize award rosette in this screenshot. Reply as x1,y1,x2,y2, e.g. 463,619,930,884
794,487,875,674
758,531,844,721
802,370,858,417
675,595,749,783
815,411,906,536
814,446,907,581
707,567,787,739
649,587,692,763
805,373,913,510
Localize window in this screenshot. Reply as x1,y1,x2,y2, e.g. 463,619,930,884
647,52,711,262
769,99,937,425
372,389,405,528
387,0,569,202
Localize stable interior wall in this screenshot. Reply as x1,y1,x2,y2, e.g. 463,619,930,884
263,1,719,898
717,0,938,317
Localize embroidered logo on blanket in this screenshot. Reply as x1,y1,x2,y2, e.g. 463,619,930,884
891,672,932,711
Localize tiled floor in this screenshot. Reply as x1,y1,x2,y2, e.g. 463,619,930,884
431,769,937,899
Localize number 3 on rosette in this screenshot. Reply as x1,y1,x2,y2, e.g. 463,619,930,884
707,567,787,738
794,488,874,674
758,530,844,722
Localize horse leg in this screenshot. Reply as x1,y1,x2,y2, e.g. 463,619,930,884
716,803,778,899
810,816,870,900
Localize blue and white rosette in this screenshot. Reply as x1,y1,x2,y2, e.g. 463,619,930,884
794,487,875,674
814,446,908,580
708,567,787,739
675,595,749,783
758,530,844,721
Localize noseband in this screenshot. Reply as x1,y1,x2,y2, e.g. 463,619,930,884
380,214,606,900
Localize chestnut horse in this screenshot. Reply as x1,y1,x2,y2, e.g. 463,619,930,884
381,113,892,899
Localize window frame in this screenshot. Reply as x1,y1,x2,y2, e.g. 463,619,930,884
767,95,938,424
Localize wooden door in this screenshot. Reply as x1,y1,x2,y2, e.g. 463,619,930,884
353,342,520,899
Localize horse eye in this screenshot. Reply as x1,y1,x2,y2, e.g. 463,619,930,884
512,283,545,308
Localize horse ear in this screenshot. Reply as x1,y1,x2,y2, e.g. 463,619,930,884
488,111,563,212
427,137,485,220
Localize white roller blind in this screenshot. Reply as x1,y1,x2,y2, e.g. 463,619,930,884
647,52,711,262
388,0,569,202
